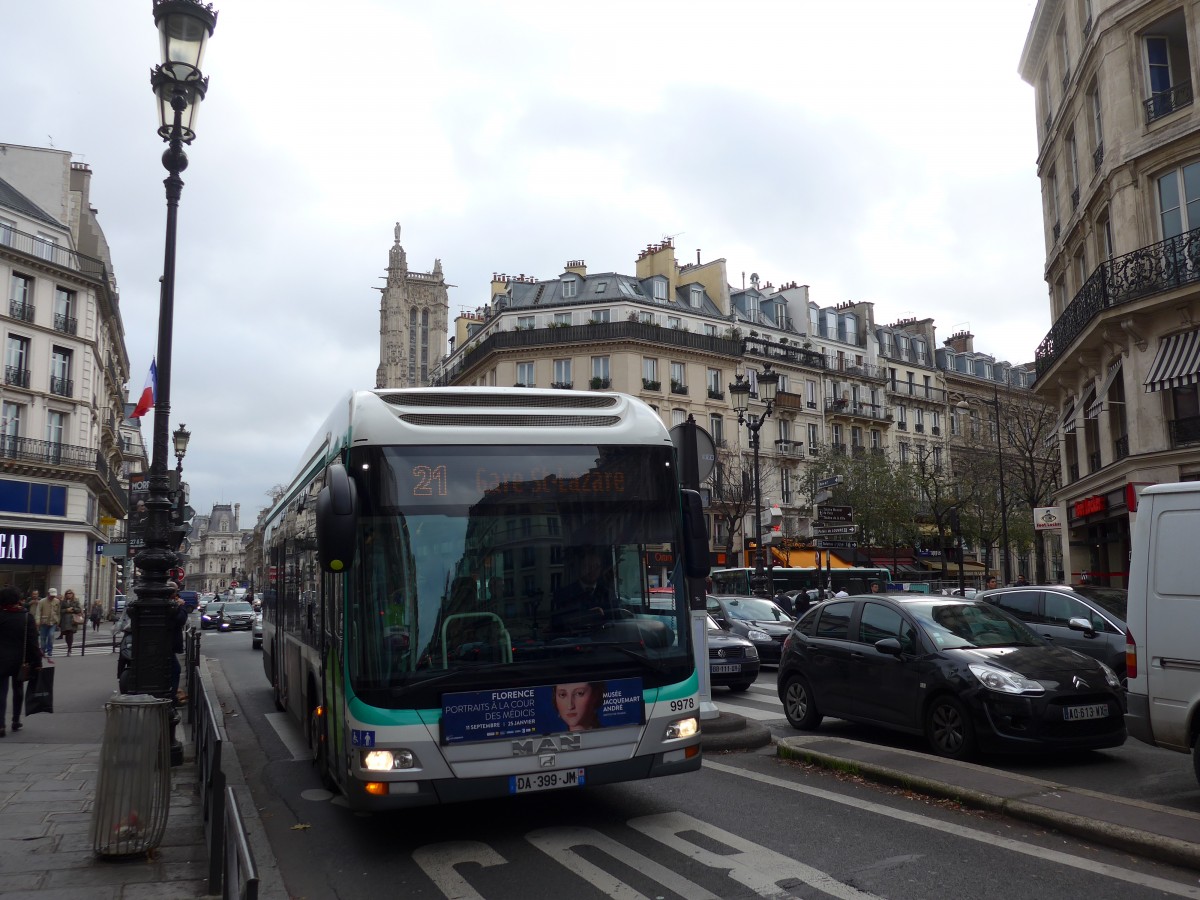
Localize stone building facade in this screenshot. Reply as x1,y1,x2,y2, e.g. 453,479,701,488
376,224,449,389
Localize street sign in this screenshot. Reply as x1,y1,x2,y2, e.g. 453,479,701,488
816,505,854,522
815,539,858,549
816,475,844,490
811,524,859,536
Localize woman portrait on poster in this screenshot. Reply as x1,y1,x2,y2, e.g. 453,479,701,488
554,681,604,732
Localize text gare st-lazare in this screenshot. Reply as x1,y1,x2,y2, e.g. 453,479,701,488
409,464,629,498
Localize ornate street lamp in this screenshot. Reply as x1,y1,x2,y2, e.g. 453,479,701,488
955,385,1011,586
729,364,779,597
172,422,191,474
131,0,216,697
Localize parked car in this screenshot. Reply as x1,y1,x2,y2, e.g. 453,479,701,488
979,584,1129,685
777,594,1126,759
706,594,794,664
706,615,759,691
217,601,256,631
252,611,263,649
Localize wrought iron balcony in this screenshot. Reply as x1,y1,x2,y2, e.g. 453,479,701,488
743,336,826,370
1037,224,1200,376
1092,143,1104,173
887,382,948,402
53,313,77,335
5,366,29,388
0,222,111,282
1114,434,1130,460
1145,82,1194,124
1071,187,1080,210
1052,222,1061,242
1170,415,1200,448
670,380,688,395
49,376,73,397
9,300,34,322
0,434,92,467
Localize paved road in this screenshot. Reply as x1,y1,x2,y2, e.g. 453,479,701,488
195,631,1200,900
714,666,1200,810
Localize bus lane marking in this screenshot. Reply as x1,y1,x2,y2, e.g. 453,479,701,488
628,811,882,900
525,825,718,899
703,759,1200,899
412,840,507,900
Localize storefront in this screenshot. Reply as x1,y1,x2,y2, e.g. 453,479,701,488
1064,485,1135,589
0,526,64,595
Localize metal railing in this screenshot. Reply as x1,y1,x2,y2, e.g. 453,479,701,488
50,375,73,397
0,223,112,281
1036,225,1200,376
53,312,78,334
1170,415,1200,447
1145,81,1194,124
9,300,34,322
1114,434,1129,460
4,365,29,387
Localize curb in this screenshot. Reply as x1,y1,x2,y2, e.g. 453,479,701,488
776,737,1200,872
701,712,773,752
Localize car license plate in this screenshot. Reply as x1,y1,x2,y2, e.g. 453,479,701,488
711,664,741,673
510,768,585,794
1063,703,1108,721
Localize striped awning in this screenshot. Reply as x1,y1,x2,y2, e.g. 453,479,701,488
1086,361,1122,418
1059,398,1077,433
1145,329,1200,393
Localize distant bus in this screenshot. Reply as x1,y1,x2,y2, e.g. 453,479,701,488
710,566,889,597
261,388,710,809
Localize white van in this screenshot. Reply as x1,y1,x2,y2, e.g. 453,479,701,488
1124,481,1200,783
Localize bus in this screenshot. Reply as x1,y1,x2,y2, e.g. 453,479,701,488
710,565,889,598
260,388,710,809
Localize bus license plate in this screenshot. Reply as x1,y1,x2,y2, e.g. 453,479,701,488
510,768,585,794
711,664,741,673
1063,703,1107,721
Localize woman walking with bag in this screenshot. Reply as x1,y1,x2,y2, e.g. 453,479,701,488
0,585,41,736
58,589,82,656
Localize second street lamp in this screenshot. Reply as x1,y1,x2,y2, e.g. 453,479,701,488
729,364,779,597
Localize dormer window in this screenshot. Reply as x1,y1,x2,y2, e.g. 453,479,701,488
653,280,668,301
690,288,702,308
746,295,759,319
561,278,577,299
595,281,607,293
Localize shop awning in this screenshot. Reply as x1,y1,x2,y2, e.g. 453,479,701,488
771,547,854,568
1059,398,1077,434
1086,361,1122,418
1145,328,1200,393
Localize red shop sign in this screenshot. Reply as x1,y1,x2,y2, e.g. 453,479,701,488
1074,495,1108,517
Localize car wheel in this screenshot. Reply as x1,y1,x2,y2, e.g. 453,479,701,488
925,695,976,759
782,675,822,730
728,681,753,692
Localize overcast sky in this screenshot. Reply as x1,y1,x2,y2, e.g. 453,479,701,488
9,0,1044,522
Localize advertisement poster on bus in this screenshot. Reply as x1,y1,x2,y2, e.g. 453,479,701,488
441,677,644,744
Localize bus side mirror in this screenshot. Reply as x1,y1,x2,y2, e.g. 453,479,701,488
316,463,358,573
681,489,710,579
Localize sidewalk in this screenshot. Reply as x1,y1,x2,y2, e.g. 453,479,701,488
777,734,1200,871
0,640,208,898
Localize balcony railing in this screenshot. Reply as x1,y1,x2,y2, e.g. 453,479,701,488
49,376,72,397
1114,434,1130,460
707,388,724,400
1071,187,1080,210
1170,415,1200,448
0,434,93,468
5,366,29,388
742,336,826,370
1088,450,1102,473
0,223,111,282
1092,143,1104,173
887,382,947,402
670,381,688,395
9,300,34,322
53,313,77,335
1145,81,1194,124
550,381,573,389
1037,224,1200,376
825,357,887,381
773,390,805,412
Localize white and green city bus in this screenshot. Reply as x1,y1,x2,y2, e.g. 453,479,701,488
260,388,709,809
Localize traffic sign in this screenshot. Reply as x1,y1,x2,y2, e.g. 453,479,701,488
811,524,859,536
816,475,844,490
816,505,854,522
815,539,858,549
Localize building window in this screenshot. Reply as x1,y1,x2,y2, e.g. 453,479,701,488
667,316,681,329
671,408,686,427
34,233,57,262
553,358,572,386
746,295,759,320
703,323,717,336
934,446,944,469
778,419,792,445
0,217,13,246
781,469,792,505
516,361,535,387
5,335,30,388
591,356,610,380
642,357,658,386
690,288,702,308
594,281,607,294
638,311,654,325
710,414,724,446
932,410,941,432
806,380,817,408
897,404,908,425
1158,161,1200,239
706,368,722,397
561,278,577,299
832,424,843,447
46,409,66,447
808,422,820,448
850,425,862,447
517,315,536,330
870,428,881,448
898,442,909,463
553,311,572,326
50,347,72,397
776,373,789,393
0,401,20,453
53,288,77,334
9,273,33,322
653,280,668,301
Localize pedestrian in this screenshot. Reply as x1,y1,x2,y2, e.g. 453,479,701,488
984,575,999,591
23,589,39,614
0,585,41,736
34,589,60,658
58,589,82,655
167,582,189,703
89,600,103,632
1014,574,1029,586
870,582,882,593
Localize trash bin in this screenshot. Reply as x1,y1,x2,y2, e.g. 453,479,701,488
90,694,173,857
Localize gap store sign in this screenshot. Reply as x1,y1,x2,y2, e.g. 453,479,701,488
0,530,63,565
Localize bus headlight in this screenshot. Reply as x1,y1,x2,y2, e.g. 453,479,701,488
665,717,699,740
362,749,416,771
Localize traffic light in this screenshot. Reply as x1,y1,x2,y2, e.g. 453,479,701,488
168,489,195,552
760,504,783,544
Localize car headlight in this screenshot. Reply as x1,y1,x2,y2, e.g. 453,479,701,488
968,663,1045,695
665,717,699,740
747,629,770,642
362,749,416,770
745,644,759,659
1096,660,1122,690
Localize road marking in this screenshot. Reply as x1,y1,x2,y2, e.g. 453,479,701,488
413,841,506,900
265,711,311,761
704,759,1200,898
711,700,784,722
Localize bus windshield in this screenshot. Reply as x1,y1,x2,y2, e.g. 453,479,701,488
347,444,693,708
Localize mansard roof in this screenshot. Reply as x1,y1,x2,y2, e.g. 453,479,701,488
0,175,61,230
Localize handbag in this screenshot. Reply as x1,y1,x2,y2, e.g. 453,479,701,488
24,663,54,715
72,613,84,625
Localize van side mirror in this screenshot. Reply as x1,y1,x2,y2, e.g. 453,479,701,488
680,489,711,579
316,463,358,573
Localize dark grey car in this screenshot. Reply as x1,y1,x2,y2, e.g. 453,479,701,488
979,585,1128,683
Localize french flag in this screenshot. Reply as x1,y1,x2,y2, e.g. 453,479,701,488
131,359,156,419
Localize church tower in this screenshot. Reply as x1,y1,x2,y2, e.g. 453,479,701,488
376,224,449,388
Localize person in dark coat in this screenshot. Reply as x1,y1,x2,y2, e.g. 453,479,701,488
0,585,42,736
551,548,618,633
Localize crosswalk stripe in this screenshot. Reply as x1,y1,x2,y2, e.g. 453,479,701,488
711,700,785,722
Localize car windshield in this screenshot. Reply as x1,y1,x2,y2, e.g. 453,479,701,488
905,599,1042,649
222,602,253,613
719,596,792,623
1070,586,1128,619
706,615,725,632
